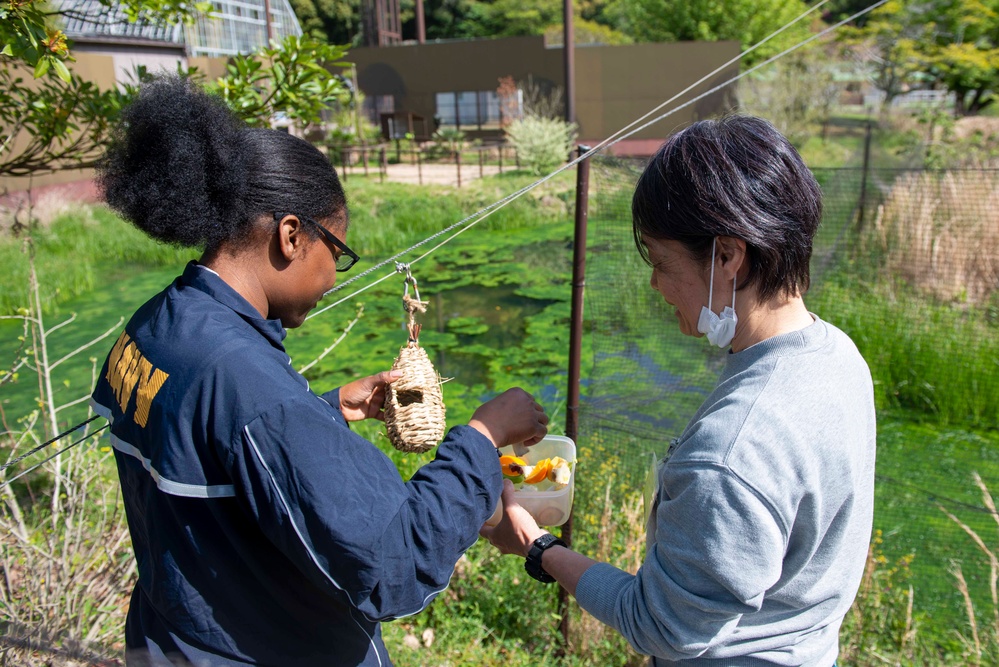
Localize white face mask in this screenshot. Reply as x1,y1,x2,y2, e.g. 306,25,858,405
696,238,738,348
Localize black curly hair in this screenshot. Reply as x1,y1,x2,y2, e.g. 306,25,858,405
98,76,347,251
632,115,822,302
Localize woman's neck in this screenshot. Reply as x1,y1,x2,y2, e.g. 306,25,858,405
200,247,270,319
730,293,814,353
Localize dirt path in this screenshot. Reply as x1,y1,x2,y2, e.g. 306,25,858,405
339,162,508,186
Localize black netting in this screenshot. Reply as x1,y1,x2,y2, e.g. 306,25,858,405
578,153,999,632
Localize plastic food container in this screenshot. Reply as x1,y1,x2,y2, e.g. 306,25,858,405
486,435,576,527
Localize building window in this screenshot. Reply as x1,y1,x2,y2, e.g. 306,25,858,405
435,92,457,127
434,90,517,131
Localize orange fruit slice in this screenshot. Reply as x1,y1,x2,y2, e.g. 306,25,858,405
523,458,552,484
499,455,527,477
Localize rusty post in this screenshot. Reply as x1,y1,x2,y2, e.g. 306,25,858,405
857,121,873,233
559,145,590,651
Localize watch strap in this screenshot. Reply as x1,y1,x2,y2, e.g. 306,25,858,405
525,533,566,583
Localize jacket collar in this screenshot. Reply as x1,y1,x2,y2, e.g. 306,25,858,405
179,261,288,347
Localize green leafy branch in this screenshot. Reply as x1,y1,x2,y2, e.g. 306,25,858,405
211,35,351,128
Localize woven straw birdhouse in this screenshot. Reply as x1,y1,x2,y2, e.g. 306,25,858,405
383,294,446,453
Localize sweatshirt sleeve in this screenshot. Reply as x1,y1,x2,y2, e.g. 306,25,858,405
575,465,786,660
226,395,502,622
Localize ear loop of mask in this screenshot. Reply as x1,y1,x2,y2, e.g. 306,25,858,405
697,238,738,348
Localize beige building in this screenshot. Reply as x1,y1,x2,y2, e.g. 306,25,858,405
1,0,300,196
349,35,740,155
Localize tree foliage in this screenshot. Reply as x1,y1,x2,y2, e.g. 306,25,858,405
840,0,932,111
1,0,211,78
926,0,999,115
740,46,839,148
1,2,349,178
210,37,350,128
612,0,814,66
845,0,999,116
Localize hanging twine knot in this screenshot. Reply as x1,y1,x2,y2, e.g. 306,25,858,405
383,264,446,453
403,294,428,342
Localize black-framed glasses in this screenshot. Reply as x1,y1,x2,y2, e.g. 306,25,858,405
274,212,360,272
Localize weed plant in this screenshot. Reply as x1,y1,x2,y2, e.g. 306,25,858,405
0,207,190,316
3,163,999,664
811,273,999,429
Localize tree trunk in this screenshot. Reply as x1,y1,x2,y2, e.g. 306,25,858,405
955,90,969,116
967,88,991,116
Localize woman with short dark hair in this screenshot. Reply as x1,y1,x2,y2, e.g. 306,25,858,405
483,115,876,667
92,76,549,666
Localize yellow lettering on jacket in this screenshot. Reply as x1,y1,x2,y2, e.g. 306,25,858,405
105,332,169,427
115,343,142,412
134,358,169,428
105,332,131,397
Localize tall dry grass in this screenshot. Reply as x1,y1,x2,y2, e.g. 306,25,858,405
868,170,999,305
938,473,999,666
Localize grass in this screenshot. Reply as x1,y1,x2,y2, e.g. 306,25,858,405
811,269,999,431
0,207,190,316
3,153,999,662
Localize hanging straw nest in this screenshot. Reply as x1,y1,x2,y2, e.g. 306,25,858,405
383,295,446,453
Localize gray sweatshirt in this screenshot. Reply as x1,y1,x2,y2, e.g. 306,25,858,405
576,317,876,666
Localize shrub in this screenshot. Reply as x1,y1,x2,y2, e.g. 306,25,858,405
505,115,578,176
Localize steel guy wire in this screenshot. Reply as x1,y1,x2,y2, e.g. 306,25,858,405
6,1,889,480
0,419,107,490
0,414,101,475
312,0,832,307
308,0,889,322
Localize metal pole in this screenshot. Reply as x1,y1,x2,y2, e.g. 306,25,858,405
456,151,462,188
857,121,872,232
478,149,484,179
563,0,575,124
559,145,590,651
379,146,386,183
417,149,423,186
351,64,362,142
263,0,273,42
415,0,426,43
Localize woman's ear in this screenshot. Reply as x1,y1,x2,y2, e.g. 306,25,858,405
274,214,306,262
715,236,747,280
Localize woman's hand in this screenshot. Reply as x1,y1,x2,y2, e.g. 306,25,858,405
468,387,549,448
480,480,548,557
339,370,402,422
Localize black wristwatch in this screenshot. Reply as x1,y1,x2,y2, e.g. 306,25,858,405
525,532,566,583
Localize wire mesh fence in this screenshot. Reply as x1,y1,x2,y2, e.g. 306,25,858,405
578,154,999,635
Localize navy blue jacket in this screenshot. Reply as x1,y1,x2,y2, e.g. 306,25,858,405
91,262,502,666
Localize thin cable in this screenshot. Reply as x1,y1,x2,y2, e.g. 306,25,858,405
0,423,109,491
875,473,999,516
603,1,891,142
317,2,830,303
3,1,887,483
310,0,889,319
0,414,101,474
